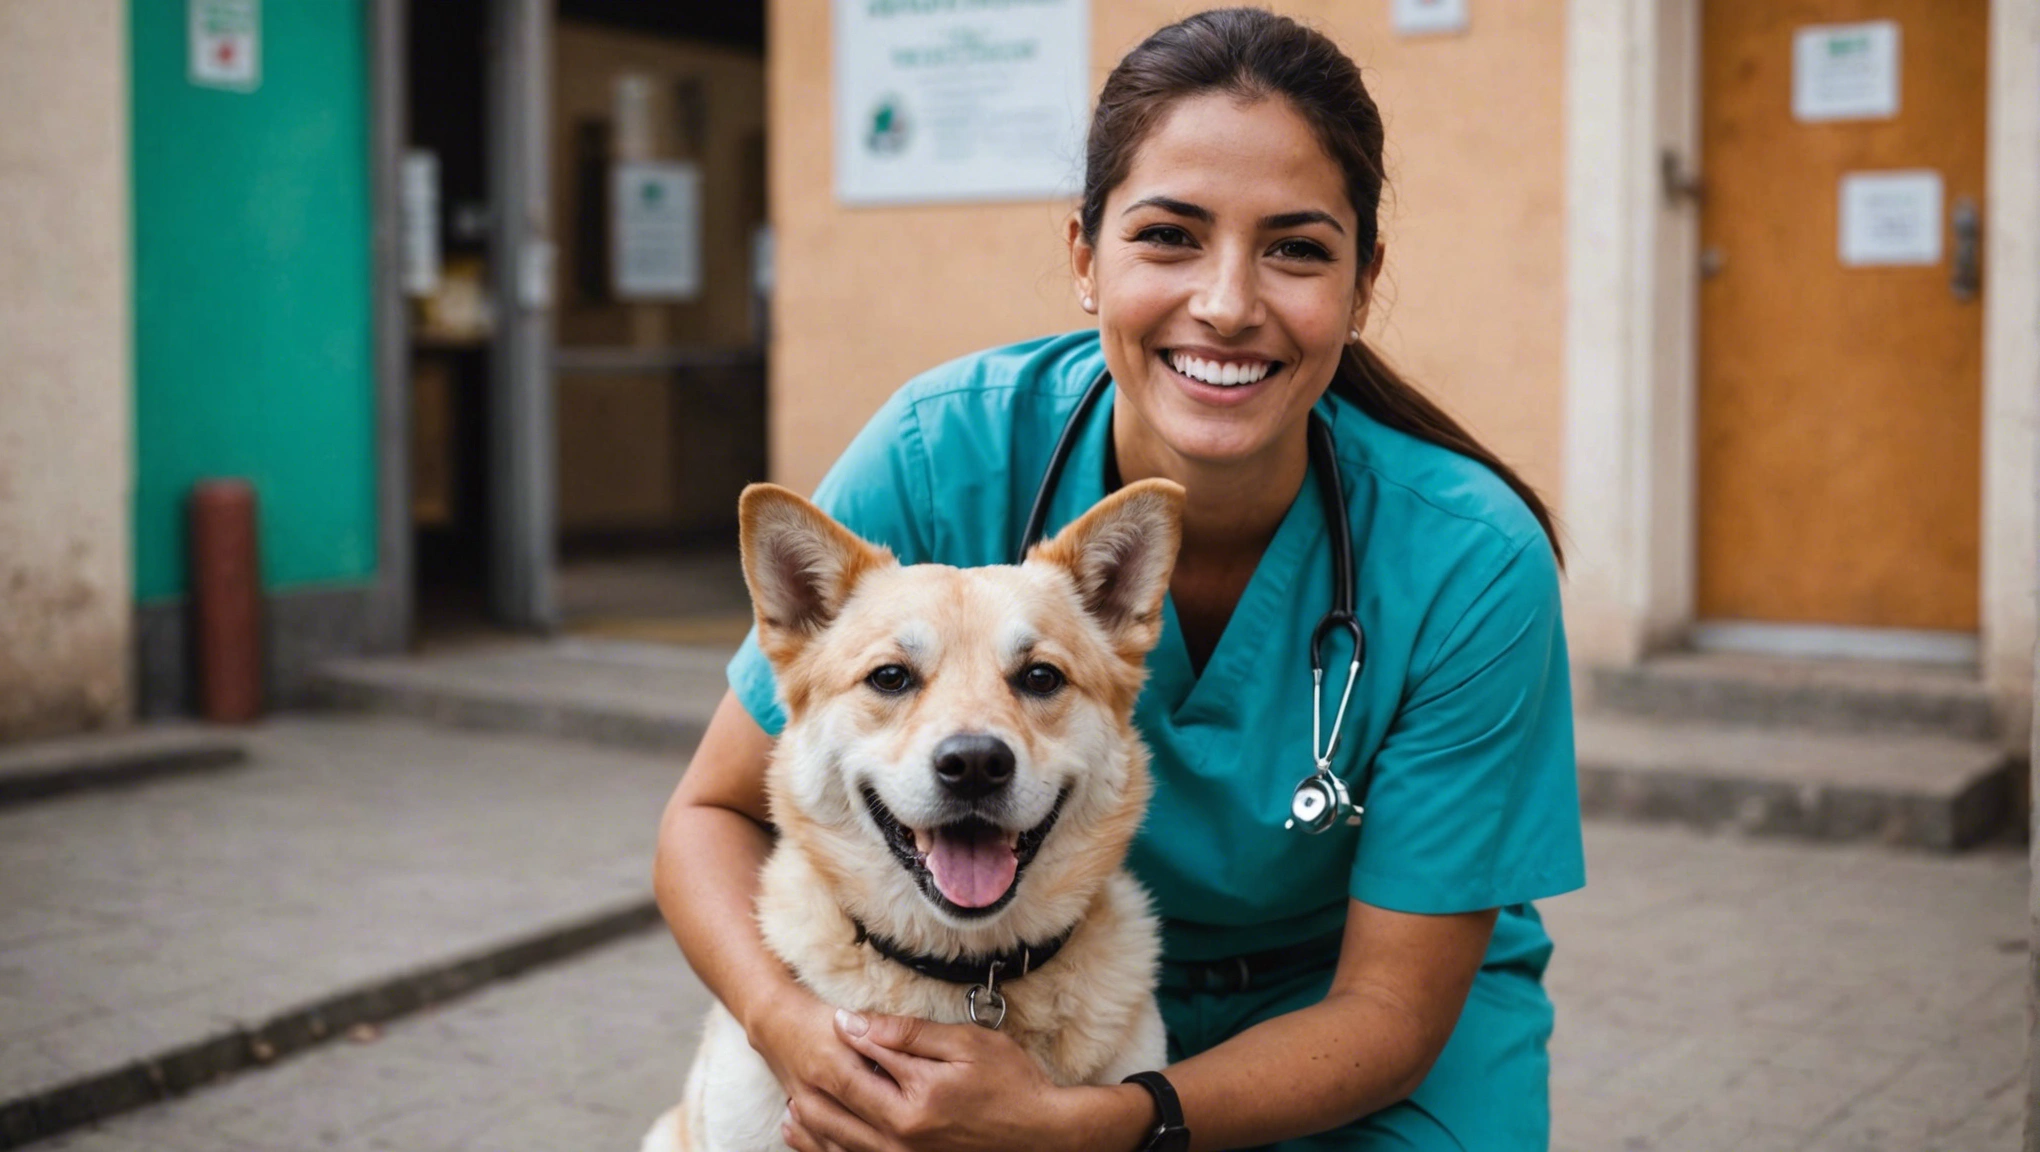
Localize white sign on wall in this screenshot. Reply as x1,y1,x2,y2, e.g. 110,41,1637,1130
835,0,1090,206
189,0,260,92
1393,0,1469,37
1794,21,1900,122
613,161,703,300
1839,170,1942,267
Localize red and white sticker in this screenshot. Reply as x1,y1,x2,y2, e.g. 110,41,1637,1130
190,0,260,92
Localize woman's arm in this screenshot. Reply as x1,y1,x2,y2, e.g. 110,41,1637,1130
653,690,864,1099
1147,898,1497,1148
794,896,1496,1152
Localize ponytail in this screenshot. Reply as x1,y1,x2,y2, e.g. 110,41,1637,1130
1332,343,1565,568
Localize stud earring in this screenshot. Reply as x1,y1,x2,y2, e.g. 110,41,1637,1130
1082,295,1095,312
1348,327,1361,342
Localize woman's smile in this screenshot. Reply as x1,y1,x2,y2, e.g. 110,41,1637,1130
1158,347,1286,407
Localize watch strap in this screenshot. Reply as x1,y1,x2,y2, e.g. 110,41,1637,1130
1121,1070,1189,1152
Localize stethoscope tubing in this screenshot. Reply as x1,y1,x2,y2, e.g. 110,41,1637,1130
1017,371,1374,834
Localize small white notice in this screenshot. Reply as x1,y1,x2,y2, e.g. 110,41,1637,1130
1393,0,1469,36
1839,170,1941,267
401,151,442,298
835,0,1089,205
612,161,703,300
1794,21,1899,122
190,0,260,91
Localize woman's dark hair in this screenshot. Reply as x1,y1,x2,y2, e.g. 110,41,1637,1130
1080,7,1564,565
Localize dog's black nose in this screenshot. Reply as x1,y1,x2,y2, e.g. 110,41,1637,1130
932,734,1015,800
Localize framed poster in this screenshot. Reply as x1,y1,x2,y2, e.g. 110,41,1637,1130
835,0,1090,205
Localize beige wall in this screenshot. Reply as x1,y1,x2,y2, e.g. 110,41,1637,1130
766,2,1568,500
0,2,131,740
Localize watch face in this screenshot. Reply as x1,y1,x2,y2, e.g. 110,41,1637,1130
1154,1125,1192,1152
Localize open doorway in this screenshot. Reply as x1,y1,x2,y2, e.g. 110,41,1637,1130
404,0,496,643
549,0,766,647
397,0,766,647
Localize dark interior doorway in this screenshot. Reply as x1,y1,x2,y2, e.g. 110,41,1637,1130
555,0,762,47
548,0,767,646
405,0,497,642
400,0,766,646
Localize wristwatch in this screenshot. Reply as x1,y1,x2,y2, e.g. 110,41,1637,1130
1121,1070,1192,1152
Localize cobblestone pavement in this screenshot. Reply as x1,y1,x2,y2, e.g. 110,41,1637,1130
1544,824,2028,1151
0,717,684,1107
24,820,2029,1151
34,933,708,1152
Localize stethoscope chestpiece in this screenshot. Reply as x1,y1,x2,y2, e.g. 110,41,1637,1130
1285,767,1362,834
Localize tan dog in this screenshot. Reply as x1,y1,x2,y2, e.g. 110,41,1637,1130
643,479,1184,1152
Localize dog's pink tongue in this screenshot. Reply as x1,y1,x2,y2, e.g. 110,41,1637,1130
925,827,1018,908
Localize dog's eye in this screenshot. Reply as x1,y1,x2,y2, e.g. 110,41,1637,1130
1018,663,1065,696
866,664,914,694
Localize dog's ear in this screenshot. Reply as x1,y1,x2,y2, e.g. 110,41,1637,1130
1028,478,1185,655
739,484,894,662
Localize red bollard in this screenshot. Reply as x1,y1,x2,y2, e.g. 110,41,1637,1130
189,479,263,723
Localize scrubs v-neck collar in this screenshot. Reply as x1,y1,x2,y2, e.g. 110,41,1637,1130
1045,382,1330,724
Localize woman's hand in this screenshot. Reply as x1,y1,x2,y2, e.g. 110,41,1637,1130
780,1009,1143,1152
748,993,892,1120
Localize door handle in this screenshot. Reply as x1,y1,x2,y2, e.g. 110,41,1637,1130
1951,196,1981,301
1660,148,1704,205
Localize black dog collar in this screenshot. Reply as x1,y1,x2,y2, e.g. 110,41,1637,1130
850,919,1073,985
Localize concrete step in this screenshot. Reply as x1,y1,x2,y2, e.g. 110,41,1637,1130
313,638,736,754
1575,713,2014,850
0,716,680,1148
0,724,247,809
1588,652,2001,739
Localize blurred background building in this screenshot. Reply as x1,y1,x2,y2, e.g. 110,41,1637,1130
1,0,2033,767
3,0,769,735
4,8,2037,1146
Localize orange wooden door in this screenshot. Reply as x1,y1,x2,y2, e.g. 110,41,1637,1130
1697,0,1985,631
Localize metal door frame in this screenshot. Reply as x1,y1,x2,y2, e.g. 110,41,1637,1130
369,0,559,639
368,0,412,650
486,0,558,630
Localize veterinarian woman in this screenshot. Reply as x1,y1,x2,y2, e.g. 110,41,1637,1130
656,8,1585,1150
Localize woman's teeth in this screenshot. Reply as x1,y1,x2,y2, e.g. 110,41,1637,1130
1167,352,1273,387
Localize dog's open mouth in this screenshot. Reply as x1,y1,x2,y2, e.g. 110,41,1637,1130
860,786,1069,918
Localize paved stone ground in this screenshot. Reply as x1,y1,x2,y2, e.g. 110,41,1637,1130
0,717,684,1108
1544,824,2028,1151
20,817,2030,1151
31,932,708,1152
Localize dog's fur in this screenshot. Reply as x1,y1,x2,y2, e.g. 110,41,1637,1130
643,480,1185,1152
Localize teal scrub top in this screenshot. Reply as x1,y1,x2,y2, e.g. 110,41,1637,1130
727,331,1586,1139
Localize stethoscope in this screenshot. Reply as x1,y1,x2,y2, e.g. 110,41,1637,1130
1016,371,1372,836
